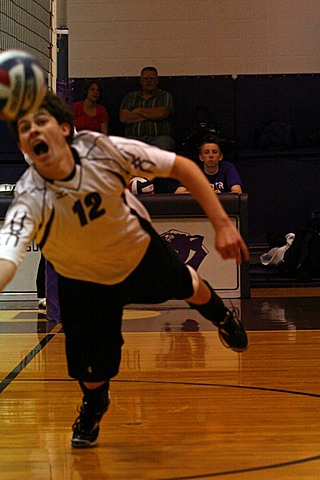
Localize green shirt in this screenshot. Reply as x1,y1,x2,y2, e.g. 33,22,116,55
120,88,174,137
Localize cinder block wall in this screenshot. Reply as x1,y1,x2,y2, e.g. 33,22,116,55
67,0,320,77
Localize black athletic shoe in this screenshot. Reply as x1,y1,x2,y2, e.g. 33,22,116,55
71,396,110,448
217,308,248,352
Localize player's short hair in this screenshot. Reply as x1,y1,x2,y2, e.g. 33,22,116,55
140,66,158,76
199,136,223,153
8,90,75,145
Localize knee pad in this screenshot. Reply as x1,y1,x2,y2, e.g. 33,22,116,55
186,265,200,295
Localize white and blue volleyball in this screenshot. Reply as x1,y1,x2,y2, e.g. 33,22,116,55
128,177,155,194
0,50,47,121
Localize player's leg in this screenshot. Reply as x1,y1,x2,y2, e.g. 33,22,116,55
71,380,110,448
57,275,123,448
186,270,248,352
36,254,46,309
122,222,248,352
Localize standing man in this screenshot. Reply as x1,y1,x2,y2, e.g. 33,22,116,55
0,91,249,449
120,67,175,152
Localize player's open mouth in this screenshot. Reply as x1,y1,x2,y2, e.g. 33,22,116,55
33,141,48,156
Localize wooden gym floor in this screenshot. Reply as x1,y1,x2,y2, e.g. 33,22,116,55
0,288,320,480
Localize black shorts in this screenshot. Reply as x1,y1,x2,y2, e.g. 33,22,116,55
58,224,194,382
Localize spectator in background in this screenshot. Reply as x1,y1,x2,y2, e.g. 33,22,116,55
175,138,243,194
73,80,108,134
119,67,175,152
120,67,177,193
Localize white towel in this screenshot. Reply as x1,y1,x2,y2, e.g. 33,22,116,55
260,233,295,266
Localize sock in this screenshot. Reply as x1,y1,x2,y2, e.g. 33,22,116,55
79,381,110,413
188,280,228,326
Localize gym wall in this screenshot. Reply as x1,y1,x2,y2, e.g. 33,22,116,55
67,0,320,78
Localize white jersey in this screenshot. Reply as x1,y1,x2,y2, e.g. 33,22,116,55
0,131,176,284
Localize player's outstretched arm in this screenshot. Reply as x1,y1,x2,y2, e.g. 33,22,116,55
169,155,250,265
0,260,17,292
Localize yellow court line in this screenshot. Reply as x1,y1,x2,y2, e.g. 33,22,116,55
0,324,62,335
0,310,39,320
0,319,46,323
0,309,160,321
123,309,160,320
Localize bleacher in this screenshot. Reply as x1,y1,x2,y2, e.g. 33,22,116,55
2,73,320,268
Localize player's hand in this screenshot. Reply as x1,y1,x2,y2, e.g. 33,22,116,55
214,225,250,265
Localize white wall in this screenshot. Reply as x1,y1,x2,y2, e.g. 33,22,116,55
67,0,320,78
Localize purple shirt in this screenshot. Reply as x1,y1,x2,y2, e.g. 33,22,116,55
203,161,243,192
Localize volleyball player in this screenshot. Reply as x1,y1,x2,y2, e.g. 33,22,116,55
0,91,249,448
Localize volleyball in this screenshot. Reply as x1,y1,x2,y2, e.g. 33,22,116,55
0,50,47,121
128,177,155,194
